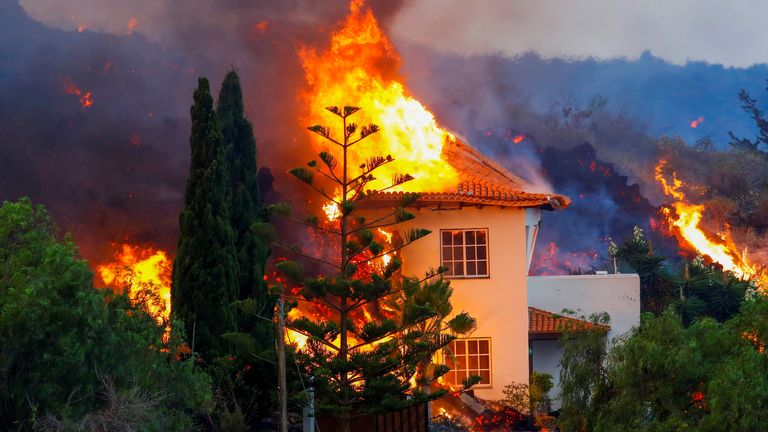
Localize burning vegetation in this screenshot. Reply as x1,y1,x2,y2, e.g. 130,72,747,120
96,243,172,324
655,159,764,284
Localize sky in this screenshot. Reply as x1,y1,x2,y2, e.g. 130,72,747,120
390,0,767,67
19,0,768,67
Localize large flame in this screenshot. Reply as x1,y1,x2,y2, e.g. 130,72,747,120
655,160,758,280
299,0,458,193
96,243,172,323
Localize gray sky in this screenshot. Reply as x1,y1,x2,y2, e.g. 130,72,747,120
389,0,768,67
19,0,768,67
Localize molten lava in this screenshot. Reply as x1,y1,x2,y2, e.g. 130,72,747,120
126,16,138,34
62,77,93,108
96,243,172,323
655,160,758,280
299,0,458,193
690,116,704,128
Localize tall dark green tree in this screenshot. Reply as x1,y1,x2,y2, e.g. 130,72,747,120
172,78,239,361
217,70,278,422
217,70,269,304
276,106,467,432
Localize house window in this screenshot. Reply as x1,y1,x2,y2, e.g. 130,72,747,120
444,338,492,387
441,229,489,278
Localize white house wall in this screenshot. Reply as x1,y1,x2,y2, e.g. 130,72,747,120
527,274,641,408
398,206,530,400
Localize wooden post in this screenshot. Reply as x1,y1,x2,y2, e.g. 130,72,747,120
278,298,288,432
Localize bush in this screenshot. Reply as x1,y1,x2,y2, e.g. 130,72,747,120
0,199,211,430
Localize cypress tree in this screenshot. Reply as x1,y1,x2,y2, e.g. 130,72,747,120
217,70,270,304
217,71,278,420
172,77,239,361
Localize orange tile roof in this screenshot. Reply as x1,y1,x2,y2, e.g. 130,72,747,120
528,307,610,340
365,137,571,210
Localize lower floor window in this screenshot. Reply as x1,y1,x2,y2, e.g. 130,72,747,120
443,338,492,386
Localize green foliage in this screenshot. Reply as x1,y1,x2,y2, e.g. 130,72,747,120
0,198,211,430
502,382,529,414
559,298,768,431
278,106,473,429
218,70,271,305
217,71,276,421
557,312,611,432
172,77,240,362
611,226,750,321
530,372,554,415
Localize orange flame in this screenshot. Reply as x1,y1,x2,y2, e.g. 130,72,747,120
96,243,172,324
126,16,138,34
62,77,93,108
512,134,525,144
690,116,704,128
655,160,757,280
299,0,458,193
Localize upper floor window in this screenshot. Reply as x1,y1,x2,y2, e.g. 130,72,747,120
440,229,489,278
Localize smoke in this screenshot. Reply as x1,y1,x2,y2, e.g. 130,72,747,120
3,0,404,263
4,0,753,276
390,0,768,68
393,45,682,272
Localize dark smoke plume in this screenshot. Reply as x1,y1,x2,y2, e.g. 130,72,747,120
2,0,404,264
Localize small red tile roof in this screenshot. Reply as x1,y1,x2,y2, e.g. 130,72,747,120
366,136,571,210
529,307,610,340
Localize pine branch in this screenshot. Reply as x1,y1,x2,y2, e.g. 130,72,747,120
285,216,341,235
286,326,341,352
348,208,402,234
309,163,342,186
349,155,395,184
348,123,380,146
272,242,340,270
307,125,343,147
281,294,342,313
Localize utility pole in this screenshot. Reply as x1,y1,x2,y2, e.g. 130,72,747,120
277,297,289,432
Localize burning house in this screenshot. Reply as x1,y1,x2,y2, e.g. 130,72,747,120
363,136,640,407
293,0,643,415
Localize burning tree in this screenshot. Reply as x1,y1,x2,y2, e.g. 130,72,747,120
278,106,473,430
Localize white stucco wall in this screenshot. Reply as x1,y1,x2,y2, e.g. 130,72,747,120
527,274,641,408
398,206,530,400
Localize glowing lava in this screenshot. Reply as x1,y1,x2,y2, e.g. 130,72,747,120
62,77,93,108
690,116,704,128
299,0,458,193
96,243,172,323
655,160,757,280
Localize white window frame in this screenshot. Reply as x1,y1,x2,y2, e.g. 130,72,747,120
440,228,490,278
442,337,493,388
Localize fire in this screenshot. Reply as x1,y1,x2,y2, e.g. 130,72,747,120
378,228,393,267
62,77,93,108
299,0,458,193
512,134,525,144
323,202,341,221
655,160,758,280
252,20,269,35
126,16,138,34
96,243,172,324
690,116,704,128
